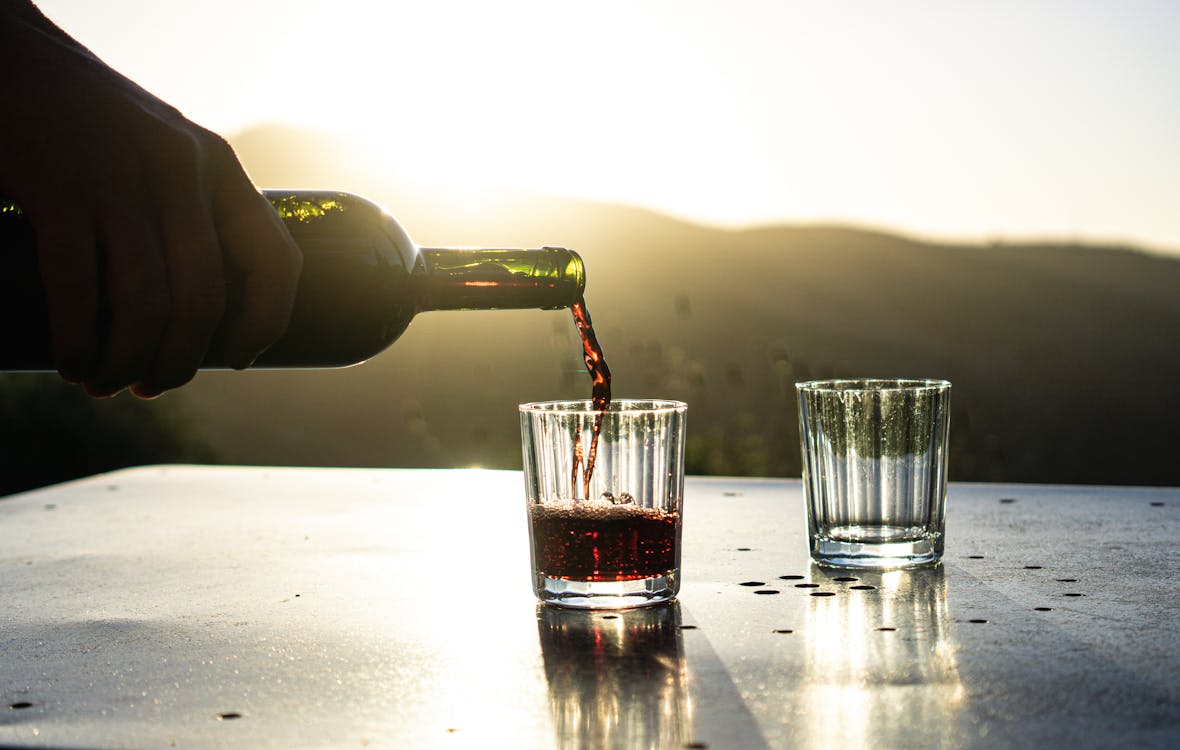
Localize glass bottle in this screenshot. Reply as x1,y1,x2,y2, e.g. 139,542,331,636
0,190,585,370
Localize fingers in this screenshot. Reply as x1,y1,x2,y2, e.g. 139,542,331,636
34,218,100,383
19,123,298,396
42,191,224,399
84,211,170,397
38,161,298,397
128,200,226,398
212,177,302,370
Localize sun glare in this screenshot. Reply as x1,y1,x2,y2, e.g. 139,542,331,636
33,0,1180,250
243,2,784,227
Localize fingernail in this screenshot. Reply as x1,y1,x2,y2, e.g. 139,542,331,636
229,354,258,371
83,383,121,399
130,385,163,400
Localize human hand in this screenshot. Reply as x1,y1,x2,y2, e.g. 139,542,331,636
0,3,302,398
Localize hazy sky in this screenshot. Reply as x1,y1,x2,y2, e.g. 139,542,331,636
35,0,1180,252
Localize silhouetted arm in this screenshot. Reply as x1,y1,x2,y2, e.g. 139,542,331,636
0,1,301,398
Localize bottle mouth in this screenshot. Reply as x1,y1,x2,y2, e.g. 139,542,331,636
553,247,586,294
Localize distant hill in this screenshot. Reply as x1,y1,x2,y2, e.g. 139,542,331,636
140,124,1176,487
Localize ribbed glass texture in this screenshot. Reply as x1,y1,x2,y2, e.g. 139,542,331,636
797,379,951,568
520,400,686,506
519,400,687,608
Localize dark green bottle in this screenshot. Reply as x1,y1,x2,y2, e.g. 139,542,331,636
0,190,585,370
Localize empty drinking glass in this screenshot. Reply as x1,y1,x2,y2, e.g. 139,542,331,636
797,379,951,568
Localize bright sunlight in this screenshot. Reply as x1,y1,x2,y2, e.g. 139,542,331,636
35,0,1180,252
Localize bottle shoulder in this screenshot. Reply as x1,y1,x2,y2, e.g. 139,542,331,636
263,189,421,275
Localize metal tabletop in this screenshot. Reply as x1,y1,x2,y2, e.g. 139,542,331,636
1,466,1177,749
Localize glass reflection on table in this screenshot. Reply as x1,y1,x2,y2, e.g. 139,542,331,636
537,602,692,749
800,566,964,747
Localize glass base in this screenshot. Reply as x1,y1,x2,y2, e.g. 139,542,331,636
534,571,678,609
811,533,942,569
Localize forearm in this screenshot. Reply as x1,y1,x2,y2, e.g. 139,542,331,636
0,0,188,199
0,0,45,26
0,2,93,61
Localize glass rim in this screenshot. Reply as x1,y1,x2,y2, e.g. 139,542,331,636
795,378,951,393
519,399,687,416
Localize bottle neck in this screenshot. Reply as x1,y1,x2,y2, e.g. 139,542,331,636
263,191,587,312
418,247,586,312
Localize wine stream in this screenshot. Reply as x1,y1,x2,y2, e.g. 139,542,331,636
570,297,612,500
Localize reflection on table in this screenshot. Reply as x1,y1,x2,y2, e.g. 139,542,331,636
800,566,963,747
538,602,691,749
